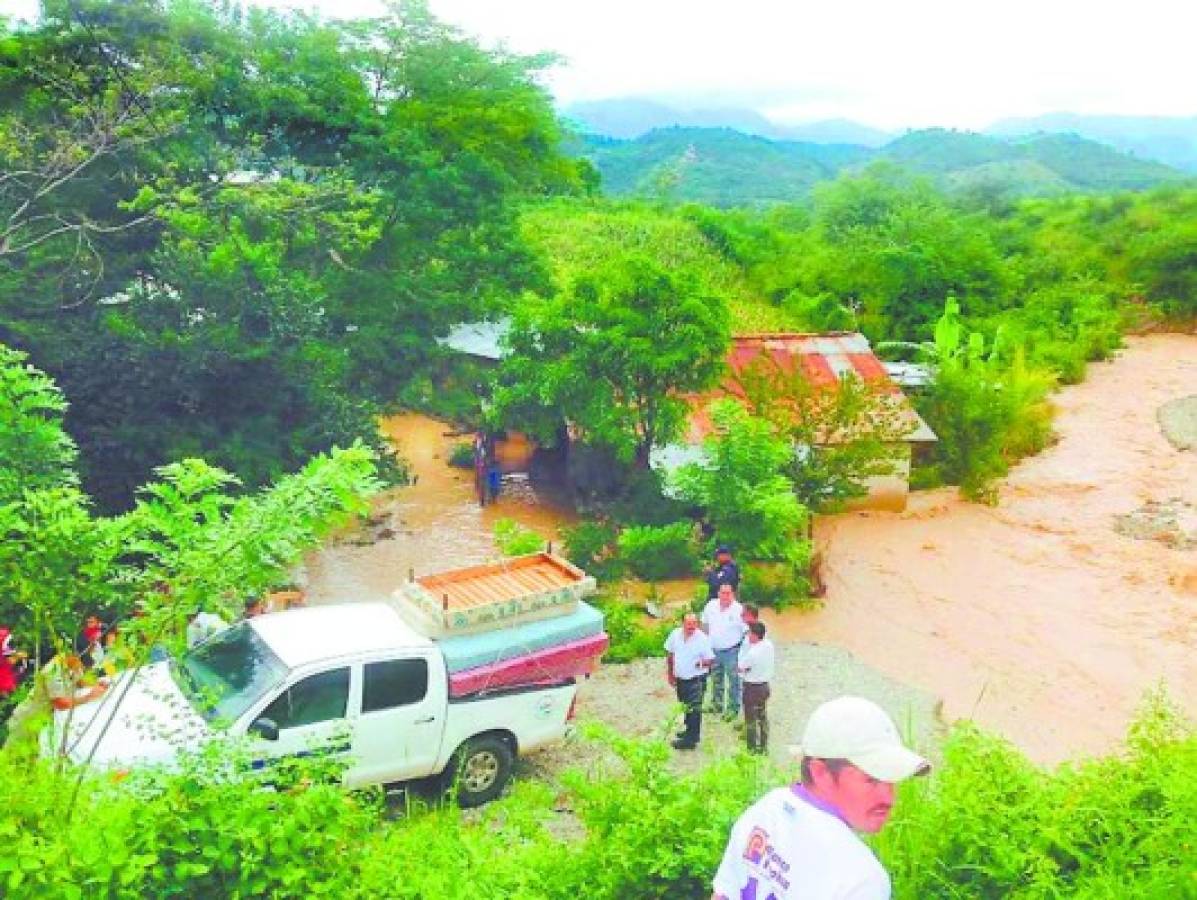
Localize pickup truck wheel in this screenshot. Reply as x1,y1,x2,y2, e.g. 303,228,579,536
450,736,513,808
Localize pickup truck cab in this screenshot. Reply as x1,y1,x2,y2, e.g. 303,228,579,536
53,603,579,806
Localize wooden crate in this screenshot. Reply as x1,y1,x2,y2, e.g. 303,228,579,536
394,552,597,637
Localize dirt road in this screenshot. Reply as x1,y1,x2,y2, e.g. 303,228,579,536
782,334,1197,764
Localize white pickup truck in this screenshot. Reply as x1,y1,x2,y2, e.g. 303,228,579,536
53,603,580,806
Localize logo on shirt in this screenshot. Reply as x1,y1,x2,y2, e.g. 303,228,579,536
743,827,768,865
741,824,792,893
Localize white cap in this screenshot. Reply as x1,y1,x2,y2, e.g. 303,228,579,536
790,696,930,783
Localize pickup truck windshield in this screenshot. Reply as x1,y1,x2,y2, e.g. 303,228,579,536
172,623,288,725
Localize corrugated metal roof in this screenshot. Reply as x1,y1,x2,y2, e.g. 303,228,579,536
683,332,937,444
439,319,510,361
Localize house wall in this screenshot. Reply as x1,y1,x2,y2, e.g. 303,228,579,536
842,443,913,513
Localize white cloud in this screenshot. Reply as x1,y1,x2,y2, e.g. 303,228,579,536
3,0,1194,129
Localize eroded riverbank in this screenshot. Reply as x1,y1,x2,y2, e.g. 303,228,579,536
784,334,1197,764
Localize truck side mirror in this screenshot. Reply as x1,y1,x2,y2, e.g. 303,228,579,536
249,717,279,741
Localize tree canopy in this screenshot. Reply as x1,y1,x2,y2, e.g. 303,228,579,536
494,254,729,467
0,0,586,509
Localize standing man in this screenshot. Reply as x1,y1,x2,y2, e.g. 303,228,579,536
737,622,774,754
664,613,714,750
711,696,930,900
705,545,741,600
703,583,746,720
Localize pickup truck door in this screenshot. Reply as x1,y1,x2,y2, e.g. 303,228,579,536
249,667,352,773
344,653,444,789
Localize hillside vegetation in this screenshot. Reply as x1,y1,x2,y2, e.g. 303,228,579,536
577,126,1188,206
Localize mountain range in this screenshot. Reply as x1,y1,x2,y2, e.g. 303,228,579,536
563,99,1197,173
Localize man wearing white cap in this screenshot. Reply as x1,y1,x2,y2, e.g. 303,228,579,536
711,696,929,900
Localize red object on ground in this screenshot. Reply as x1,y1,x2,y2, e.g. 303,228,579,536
448,632,609,698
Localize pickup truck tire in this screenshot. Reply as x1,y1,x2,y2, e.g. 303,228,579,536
448,735,514,808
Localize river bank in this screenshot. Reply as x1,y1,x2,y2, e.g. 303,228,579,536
785,334,1197,764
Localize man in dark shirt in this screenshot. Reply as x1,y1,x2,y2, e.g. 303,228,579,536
705,545,741,600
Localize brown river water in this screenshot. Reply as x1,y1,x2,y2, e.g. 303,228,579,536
305,334,1196,764
303,414,575,605
780,334,1197,764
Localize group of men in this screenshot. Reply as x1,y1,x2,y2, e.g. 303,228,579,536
664,546,774,753
664,546,932,899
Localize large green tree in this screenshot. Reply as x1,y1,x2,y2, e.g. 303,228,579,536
0,0,584,509
494,254,729,468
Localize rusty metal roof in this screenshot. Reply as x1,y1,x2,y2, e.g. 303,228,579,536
684,332,937,444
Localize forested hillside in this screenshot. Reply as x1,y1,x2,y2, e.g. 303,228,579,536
0,0,588,510
576,126,1188,206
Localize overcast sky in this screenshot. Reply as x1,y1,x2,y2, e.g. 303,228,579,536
3,0,1194,129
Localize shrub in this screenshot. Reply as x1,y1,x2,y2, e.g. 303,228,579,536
493,518,545,556
877,695,1197,898
561,519,624,582
4,699,1196,897
673,400,809,564
915,300,1055,503
616,522,699,582
446,441,475,469
739,561,812,611
606,468,693,527
593,595,674,663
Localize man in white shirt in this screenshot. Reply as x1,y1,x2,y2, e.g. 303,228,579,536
737,622,775,754
701,583,746,719
664,612,715,750
712,696,930,900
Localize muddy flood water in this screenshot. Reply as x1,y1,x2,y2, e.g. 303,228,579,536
302,414,575,605
782,334,1197,764
305,335,1194,766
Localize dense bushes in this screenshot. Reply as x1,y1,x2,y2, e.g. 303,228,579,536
493,518,546,556
616,522,699,581
3,703,1195,897
878,697,1197,897
592,597,674,663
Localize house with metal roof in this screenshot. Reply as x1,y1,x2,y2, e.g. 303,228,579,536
651,332,937,512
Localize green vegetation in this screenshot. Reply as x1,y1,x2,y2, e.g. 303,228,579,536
576,126,1189,207
520,199,801,332
0,345,381,665
616,522,699,581
493,518,546,556
447,441,475,469
494,253,729,467
592,597,674,663
674,400,809,568
0,0,585,510
3,4,1197,896
3,703,1194,897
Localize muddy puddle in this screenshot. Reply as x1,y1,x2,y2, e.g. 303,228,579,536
302,413,576,605
775,334,1197,764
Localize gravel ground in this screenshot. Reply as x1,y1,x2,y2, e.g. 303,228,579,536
1159,395,1197,451
518,641,946,788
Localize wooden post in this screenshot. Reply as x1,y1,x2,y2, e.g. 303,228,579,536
408,567,415,583
442,593,450,612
